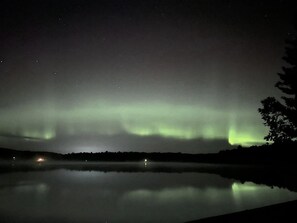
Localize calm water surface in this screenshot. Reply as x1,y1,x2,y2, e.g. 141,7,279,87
0,163,296,223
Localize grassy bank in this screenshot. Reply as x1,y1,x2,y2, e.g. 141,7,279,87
186,199,297,223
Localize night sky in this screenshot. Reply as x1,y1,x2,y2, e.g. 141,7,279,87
0,0,296,153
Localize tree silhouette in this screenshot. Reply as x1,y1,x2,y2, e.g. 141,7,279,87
259,24,297,143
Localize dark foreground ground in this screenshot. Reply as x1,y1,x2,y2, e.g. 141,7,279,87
186,199,297,223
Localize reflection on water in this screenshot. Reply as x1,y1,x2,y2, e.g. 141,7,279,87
0,167,296,223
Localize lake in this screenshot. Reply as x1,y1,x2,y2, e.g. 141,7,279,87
0,162,296,223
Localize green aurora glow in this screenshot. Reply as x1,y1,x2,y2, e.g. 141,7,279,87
1,0,292,153
0,100,267,148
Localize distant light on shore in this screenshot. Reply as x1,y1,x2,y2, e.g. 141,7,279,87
37,157,45,163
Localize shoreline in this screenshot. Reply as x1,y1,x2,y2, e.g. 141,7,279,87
186,199,297,222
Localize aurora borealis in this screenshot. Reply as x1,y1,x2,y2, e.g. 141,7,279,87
0,0,296,153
